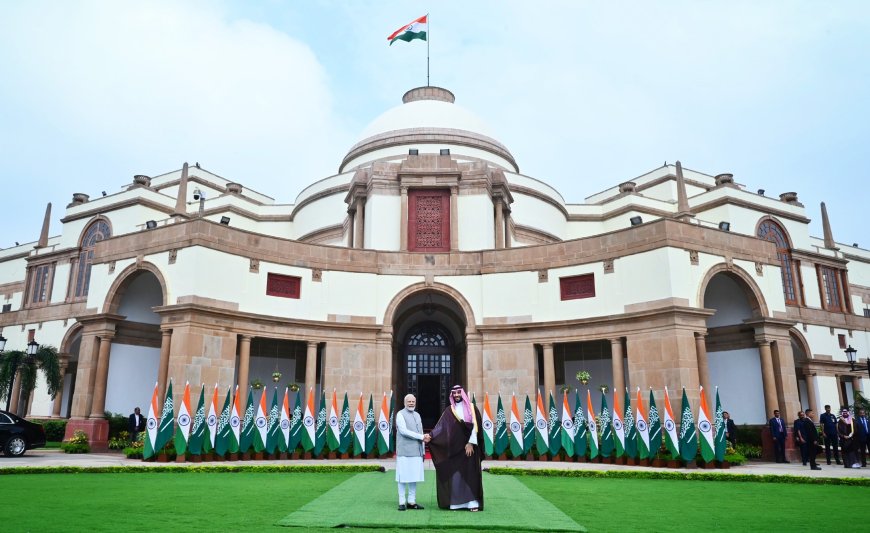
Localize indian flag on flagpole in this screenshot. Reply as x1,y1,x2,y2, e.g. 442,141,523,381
612,390,625,457
560,390,575,457
229,385,241,453
143,382,160,460
328,389,342,452
534,390,549,454
174,381,192,455
206,384,219,452
508,393,525,457
377,392,390,454
352,393,366,455
387,14,427,45
254,387,269,453
482,392,495,456
662,386,680,459
635,388,650,460
279,388,291,453
301,387,317,452
586,389,599,459
698,386,715,462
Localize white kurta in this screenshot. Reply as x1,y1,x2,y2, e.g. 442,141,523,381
395,409,425,483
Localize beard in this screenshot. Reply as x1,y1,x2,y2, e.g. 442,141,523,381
406,406,415,412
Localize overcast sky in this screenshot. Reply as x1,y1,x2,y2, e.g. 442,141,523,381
1,1,867,248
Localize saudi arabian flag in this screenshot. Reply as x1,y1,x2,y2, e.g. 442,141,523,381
365,394,377,455
623,388,637,459
714,387,727,462
481,392,495,456
522,395,534,454
586,389,599,459
187,384,206,455
155,380,175,453
278,388,291,453
327,390,342,452
387,14,428,46
508,393,525,457
560,390,575,457
215,386,233,456
265,387,281,454
313,390,327,457
534,390,549,454
635,388,651,460
548,391,561,456
662,387,680,459
228,386,241,453
174,381,192,455
288,390,303,452
376,392,390,455
678,388,698,462
494,394,508,456
611,391,625,458
300,388,317,452
339,392,352,454
599,391,614,458
698,386,715,463
143,382,160,460
239,387,255,454
573,390,587,458
648,389,662,458
353,393,367,456
205,384,219,453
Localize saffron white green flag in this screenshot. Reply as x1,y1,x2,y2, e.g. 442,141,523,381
508,393,525,457
143,382,160,460
352,393,367,456
387,14,428,45
206,384,219,452
662,386,680,459
279,388,291,453
482,392,495,456
560,390,575,457
586,389,599,459
534,390,549,453
174,381,192,455
635,388,651,460
229,386,241,453
301,387,317,452
698,386,715,462
377,392,391,454
327,389,342,452
611,391,625,457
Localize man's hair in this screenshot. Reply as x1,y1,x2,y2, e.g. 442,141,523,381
805,409,814,414
825,404,831,409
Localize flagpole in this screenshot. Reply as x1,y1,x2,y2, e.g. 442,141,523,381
427,12,430,86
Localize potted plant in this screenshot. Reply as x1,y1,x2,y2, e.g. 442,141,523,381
289,383,300,392
251,378,263,390
560,385,570,394
599,384,609,394
576,370,591,385
272,371,282,383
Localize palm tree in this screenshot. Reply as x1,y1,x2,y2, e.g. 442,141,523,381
0,343,62,417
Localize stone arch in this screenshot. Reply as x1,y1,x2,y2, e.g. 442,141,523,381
789,328,812,361
59,322,84,355
382,282,478,334
102,261,168,314
77,215,113,247
754,215,794,247
697,263,769,318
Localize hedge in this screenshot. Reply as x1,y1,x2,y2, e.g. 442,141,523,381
0,464,386,475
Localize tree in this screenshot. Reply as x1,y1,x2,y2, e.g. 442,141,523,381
0,345,62,417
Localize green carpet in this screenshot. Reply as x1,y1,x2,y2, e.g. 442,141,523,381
277,471,585,531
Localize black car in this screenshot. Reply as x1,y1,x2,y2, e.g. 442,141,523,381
0,410,46,457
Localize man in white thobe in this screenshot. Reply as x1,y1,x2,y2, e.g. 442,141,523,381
395,394,429,510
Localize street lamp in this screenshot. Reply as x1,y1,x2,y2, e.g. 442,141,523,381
4,338,40,411
845,345,870,379
0,334,6,352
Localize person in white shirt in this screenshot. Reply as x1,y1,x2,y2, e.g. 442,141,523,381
394,394,429,511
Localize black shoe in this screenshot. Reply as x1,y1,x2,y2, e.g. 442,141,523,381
811,466,822,470
398,505,407,511
827,461,831,465
836,461,842,465
802,462,807,466
407,503,424,510
783,460,791,464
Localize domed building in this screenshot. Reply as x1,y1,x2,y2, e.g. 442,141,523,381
0,87,867,453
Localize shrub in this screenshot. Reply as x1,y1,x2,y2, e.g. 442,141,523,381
736,443,762,459
123,447,143,459
724,451,747,465
108,431,130,450
104,411,128,439
61,430,91,454
32,419,68,441
737,425,763,446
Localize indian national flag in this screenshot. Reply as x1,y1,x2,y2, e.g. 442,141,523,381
387,15,427,45
508,393,525,457
301,387,317,452
534,390,549,453
353,393,367,455
327,389,342,452
206,384,219,451
143,382,160,460
229,385,241,453
254,387,269,453
586,389,599,459
376,392,391,454
612,391,625,457
560,390,575,457
662,386,680,459
698,386,715,462
635,388,651,460
279,388,291,453
481,392,495,456
174,381,192,455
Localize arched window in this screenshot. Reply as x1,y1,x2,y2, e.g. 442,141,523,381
757,219,797,305
72,219,111,299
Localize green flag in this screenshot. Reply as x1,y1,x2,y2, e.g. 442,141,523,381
365,394,376,455
288,390,303,452
599,391,614,458
155,381,174,453
648,389,662,458
494,394,508,455
313,390,327,456
215,386,233,456
187,384,206,455
573,390,586,458
239,387,255,454
714,387,726,462
623,388,637,459
679,388,698,462
266,387,281,454
522,395,534,454
548,391,561,456
338,393,352,454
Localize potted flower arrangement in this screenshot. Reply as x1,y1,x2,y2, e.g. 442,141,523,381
289,383,300,392
272,371,282,383
251,378,263,390
599,384,609,394
576,370,591,385
560,385,570,394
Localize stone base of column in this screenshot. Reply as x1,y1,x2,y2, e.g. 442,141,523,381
761,427,802,463
63,418,109,452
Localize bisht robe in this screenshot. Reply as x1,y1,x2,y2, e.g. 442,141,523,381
428,402,484,510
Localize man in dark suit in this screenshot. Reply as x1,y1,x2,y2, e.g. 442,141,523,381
856,408,869,468
798,409,822,470
793,411,807,465
723,411,737,447
769,409,788,463
128,407,145,443
820,404,841,465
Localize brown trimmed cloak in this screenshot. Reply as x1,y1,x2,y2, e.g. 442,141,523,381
428,402,484,510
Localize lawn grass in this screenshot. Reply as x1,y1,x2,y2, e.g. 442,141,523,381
44,441,61,449
3,471,870,532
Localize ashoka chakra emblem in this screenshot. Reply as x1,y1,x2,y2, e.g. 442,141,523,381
280,419,290,430
147,417,157,430
588,421,597,432
256,417,267,428
699,420,712,433
636,420,648,431
483,420,493,430
665,420,675,431
303,415,315,427
207,414,217,426
613,419,623,431
230,416,240,428
562,419,574,430
178,414,190,427
353,420,364,431
536,419,547,430
378,421,389,432
510,421,521,432
329,416,339,427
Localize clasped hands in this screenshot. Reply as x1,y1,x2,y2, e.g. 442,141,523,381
423,433,431,443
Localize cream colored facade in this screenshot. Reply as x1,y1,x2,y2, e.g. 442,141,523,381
1,87,868,450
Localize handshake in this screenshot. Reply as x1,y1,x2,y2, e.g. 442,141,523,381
423,433,432,443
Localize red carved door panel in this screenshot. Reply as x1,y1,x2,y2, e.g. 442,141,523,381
408,189,450,252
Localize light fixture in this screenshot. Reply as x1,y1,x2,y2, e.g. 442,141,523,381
422,293,435,316
718,221,731,231
439,149,450,155
409,149,419,155
757,189,765,195
846,345,870,379
26,339,39,356
630,216,643,226
220,216,231,225
193,188,202,201
145,220,157,230
0,334,6,352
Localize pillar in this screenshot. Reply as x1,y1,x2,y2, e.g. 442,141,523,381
504,207,511,248
542,343,555,397
757,340,778,417
611,338,625,396
450,186,458,251
51,357,69,418
354,198,366,249
853,375,864,396
694,333,711,393
157,329,172,403
804,373,818,414
400,187,409,251
69,332,100,419
8,371,21,414
466,333,483,399
305,341,318,396
494,197,505,249
238,335,252,408
88,335,113,418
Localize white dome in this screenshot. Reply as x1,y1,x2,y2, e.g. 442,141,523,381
358,99,496,141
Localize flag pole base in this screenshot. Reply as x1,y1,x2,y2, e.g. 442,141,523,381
615,457,626,465
156,454,168,463
639,458,650,467
626,457,637,466
683,460,698,469
666,459,679,468
291,451,299,460
718,460,731,469
537,454,548,462
175,454,186,463
703,461,716,469
190,455,201,463
228,453,239,461
551,455,561,462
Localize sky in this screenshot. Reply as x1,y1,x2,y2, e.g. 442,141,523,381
1,1,868,248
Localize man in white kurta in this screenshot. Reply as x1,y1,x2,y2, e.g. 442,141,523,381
395,394,429,510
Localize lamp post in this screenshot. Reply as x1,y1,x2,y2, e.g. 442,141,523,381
845,345,870,379
4,338,39,412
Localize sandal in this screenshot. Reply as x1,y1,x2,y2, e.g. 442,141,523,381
470,507,480,512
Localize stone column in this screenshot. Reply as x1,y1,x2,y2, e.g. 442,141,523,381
238,335,252,408
853,375,864,395
757,340,778,417
494,197,505,249
694,333,711,393
450,186,459,251
305,341,318,396
804,373,818,414
89,335,114,418
347,209,355,248
466,332,483,399
400,187,409,251
8,371,21,414
354,198,366,249
611,338,625,396
157,329,172,403
504,208,511,249
51,356,69,417
70,332,100,419
542,343,555,397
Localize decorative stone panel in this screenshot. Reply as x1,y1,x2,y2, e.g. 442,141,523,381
249,258,259,273
168,249,177,265
603,259,614,274
538,270,548,283
689,250,699,265
312,268,323,282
